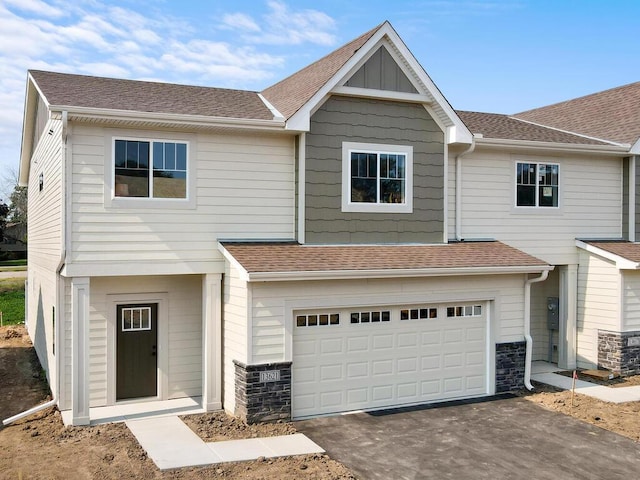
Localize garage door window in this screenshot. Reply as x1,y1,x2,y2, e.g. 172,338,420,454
350,310,391,324
296,313,340,327
400,307,437,320
447,305,482,318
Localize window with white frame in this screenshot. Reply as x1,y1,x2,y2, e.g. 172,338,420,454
516,162,559,207
114,139,188,199
121,306,152,331
342,142,413,213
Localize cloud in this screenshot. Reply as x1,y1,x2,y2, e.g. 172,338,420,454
223,0,337,46
1,0,64,18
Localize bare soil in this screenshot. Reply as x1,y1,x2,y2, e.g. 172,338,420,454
0,325,355,480
1,325,639,479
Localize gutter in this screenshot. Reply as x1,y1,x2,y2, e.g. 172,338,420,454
474,137,630,156
3,399,57,426
523,269,551,390
455,137,476,241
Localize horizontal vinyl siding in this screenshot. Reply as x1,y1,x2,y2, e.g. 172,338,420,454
577,250,620,368
529,269,560,362
460,150,622,265
88,275,203,407
222,263,249,413
623,271,640,331
250,275,526,364
69,125,295,270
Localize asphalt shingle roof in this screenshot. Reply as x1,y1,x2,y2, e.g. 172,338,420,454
514,81,640,146
220,241,548,274
29,70,274,120
261,23,384,119
457,111,611,145
582,240,640,263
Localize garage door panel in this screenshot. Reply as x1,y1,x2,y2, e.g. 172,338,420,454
293,302,488,418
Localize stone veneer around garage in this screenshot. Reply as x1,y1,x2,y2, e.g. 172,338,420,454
495,341,526,392
598,330,640,376
234,360,292,423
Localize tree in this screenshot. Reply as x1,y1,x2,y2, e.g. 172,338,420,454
8,186,27,225
0,201,9,243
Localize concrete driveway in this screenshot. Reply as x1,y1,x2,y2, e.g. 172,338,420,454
296,395,640,480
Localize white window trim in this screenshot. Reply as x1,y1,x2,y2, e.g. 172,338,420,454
514,161,560,209
104,130,197,210
341,141,413,213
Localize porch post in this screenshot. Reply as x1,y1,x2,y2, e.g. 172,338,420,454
71,276,90,425
559,265,578,370
202,273,222,411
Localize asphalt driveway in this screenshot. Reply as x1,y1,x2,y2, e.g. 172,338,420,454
296,395,640,480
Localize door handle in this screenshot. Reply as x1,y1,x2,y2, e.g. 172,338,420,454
152,345,157,356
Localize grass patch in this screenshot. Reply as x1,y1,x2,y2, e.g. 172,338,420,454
0,277,25,325
0,259,27,267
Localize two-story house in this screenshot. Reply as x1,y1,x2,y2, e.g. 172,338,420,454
18,21,639,426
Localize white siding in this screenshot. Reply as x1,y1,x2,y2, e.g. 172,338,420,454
577,250,621,368
26,115,63,399
447,156,457,239
249,274,526,363
87,275,203,407
69,125,295,272
459,150,622,265
622,271,640,331
222,263,249,413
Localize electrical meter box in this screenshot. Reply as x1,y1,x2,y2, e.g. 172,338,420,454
547,297,559,330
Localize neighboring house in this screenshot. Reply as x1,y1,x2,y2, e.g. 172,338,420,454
17,21,638,426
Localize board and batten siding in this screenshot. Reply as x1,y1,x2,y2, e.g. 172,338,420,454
26,115,63,397
304,96,445,244
248,274,526,364
577,250,621,368
457,149,622,265
69,124,295,271
622,271,640,331
222,263,250,414
81,275,203,407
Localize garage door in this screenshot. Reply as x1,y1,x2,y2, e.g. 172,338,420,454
292,303,487,418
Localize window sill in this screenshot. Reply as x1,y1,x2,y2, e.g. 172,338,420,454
107,196,197,210
342,203,413,214
510,206,563,215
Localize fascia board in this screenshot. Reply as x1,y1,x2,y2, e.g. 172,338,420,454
217,243,251,282
630,138,640,155
19,73,50,186
244,264,553,282
575,240,640,270
51,105,286,131
475,137,630,156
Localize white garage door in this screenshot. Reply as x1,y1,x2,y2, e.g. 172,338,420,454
292,303,487,418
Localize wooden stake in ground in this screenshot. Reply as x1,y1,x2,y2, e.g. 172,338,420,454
571,370,577,407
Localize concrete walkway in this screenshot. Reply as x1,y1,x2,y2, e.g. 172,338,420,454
126,416,325,470
531,361,640,403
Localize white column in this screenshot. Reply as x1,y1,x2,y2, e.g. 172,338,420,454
71,276,90,425
202,273,222,411
559,265,578,370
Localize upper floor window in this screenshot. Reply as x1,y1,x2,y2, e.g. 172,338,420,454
114,139,188,199
342,142,413,213
516,162,559,207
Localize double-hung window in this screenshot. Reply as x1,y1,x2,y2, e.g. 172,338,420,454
342,142,413,213
516,162,559,207
114,139,188,199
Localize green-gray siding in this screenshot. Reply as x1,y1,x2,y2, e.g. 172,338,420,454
305,96,445,244
623,157,629,240
345,46,418,93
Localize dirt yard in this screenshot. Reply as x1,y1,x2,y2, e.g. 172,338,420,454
1,325,640,479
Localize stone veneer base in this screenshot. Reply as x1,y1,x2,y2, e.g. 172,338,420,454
495,341,526,392
234,360,292,423
598,330,640,376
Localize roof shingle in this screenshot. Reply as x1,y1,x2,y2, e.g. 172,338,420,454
29,70,274,120
582,240,640,263
457,111,610,145
514,81,640,146
220,241,548,275
261,23,384,119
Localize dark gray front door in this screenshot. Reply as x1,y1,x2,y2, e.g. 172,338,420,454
116,303,157,400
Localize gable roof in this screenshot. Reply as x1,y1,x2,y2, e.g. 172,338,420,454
219,240,551,282
457,111,611,146
577,240,640,269
514,81,640,149
261,24,383,120
29,70,274,120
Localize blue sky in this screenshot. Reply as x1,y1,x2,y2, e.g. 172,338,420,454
1,0,639,196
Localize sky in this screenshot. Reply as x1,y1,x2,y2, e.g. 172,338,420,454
1,0,640,198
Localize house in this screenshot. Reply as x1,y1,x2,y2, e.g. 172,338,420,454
18,21,638,426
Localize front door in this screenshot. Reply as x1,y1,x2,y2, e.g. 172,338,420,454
116,303,158,400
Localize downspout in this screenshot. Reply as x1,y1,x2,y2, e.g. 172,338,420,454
523,269,550,390
3,112,69,426
454,137,476,241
